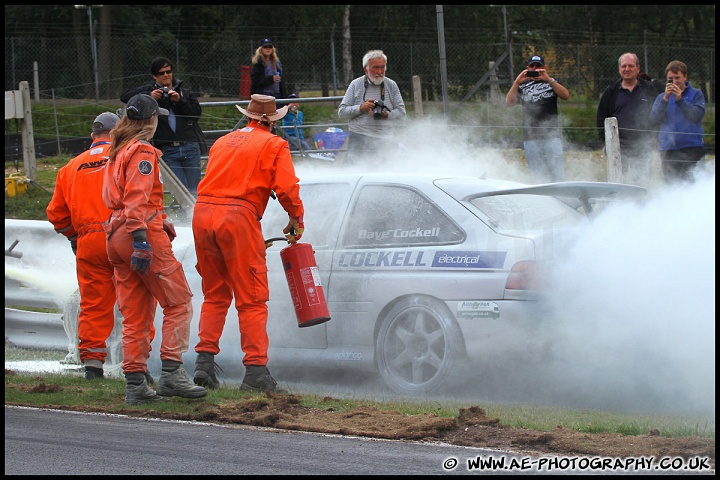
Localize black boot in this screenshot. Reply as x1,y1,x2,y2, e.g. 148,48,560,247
194,352,222,389
124,371,161,405
240,365,286,393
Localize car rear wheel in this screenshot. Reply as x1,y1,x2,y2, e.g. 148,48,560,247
375,296,465,396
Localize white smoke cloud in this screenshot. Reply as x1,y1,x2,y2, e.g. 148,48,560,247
541,170,715,414
292,119,715,416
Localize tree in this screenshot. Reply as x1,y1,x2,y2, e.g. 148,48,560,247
342,5,352,85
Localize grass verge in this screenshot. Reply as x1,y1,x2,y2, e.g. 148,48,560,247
4,346,714,439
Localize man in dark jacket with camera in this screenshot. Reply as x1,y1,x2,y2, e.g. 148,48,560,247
120,56,205,196
596,52,659,187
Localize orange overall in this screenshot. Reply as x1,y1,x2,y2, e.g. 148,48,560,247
46,138,116,365
193,125,303,366
102,140,193,374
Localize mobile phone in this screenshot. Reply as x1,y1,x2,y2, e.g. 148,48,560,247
667,78,673,84
526,70,539,77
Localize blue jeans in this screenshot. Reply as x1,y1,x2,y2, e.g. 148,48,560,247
160,142,202,196
523,137,565,183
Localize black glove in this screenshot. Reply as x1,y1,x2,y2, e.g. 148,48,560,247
68,235,78,256
162,219,177,242
131,241,152,273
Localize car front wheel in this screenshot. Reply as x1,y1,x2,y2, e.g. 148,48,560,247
375,296,465,396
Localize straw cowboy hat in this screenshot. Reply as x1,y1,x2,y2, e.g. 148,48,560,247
236,94,288,122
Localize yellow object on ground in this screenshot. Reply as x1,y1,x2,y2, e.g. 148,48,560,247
5,173,29,197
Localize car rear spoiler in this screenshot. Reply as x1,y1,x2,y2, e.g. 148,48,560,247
468,182,647,216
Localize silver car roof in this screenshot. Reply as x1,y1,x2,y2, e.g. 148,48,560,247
297,174,646,215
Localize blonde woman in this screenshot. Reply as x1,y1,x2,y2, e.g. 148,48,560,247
103,93,207,405
250,37,287,98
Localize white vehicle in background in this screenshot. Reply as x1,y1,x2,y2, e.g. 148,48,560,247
5,174,645,396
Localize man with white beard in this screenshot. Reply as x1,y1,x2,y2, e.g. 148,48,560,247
338,49,406,161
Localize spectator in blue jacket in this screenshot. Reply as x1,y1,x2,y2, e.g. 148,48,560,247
650,60,707,183
282,93,312,152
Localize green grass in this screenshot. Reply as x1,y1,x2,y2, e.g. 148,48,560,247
24,97,715,148
4,363,714,439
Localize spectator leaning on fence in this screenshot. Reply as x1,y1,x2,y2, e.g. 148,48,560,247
649,60,707,183
596,52,659,187
505,54,571,183
338,49,406,161
282,93,312,152
120,56,205,196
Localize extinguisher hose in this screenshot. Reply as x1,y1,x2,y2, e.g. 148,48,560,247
264,236,289,249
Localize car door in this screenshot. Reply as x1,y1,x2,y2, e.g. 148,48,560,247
262,179,355,349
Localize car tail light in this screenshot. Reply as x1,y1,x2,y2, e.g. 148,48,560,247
505,260,545,291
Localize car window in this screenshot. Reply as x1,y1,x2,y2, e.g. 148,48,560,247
261,182,351,248
342,184,465,248
470,194,586,232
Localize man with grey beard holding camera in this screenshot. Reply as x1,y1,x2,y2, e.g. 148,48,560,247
506,54,571,183
338,50,406,161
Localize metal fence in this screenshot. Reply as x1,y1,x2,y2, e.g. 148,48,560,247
5,35,716,104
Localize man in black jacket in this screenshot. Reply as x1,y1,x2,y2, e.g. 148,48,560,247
596,52,659,187
120,57,204,196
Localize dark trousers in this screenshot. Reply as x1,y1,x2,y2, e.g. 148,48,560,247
660,147,705,183
347,132,402,162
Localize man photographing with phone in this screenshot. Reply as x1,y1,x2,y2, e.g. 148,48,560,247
505,54,571,183
650,60,707,183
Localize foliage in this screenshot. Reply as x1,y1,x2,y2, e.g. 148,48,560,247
4,7,714,102
4,6,714,45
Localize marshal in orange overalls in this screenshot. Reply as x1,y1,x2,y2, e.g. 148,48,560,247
47,137,116,369
102,139,193,375
193,123,304,366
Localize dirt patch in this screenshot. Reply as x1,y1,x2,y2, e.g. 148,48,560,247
6,386,714,469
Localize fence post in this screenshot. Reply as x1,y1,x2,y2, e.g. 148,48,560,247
604,117,622,183
19,81,37,182
412,75,423,117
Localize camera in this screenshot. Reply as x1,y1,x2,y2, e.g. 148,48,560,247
155,83,170,100
526,70,540,77
372,99,389,120
667,78,673,84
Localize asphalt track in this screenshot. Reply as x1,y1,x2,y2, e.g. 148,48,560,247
5,405,519,475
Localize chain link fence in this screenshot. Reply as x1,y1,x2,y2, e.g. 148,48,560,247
5,35,716,104
4,34,715,166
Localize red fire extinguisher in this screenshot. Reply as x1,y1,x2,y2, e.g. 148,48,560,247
266,237,331,328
